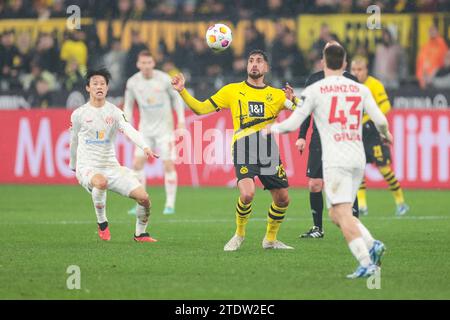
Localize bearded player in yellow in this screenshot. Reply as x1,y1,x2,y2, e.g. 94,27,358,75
171,50,297,251
351,56,409,216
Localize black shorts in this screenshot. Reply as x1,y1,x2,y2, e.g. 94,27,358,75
306,131,323,179
233,132,289,190
363,121,392,166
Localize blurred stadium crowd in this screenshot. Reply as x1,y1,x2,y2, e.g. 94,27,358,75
0,0,449,108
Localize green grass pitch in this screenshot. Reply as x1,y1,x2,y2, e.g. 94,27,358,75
0,185,449,299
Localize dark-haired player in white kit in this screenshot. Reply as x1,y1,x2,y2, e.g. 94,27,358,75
268,44,389,278
70,68,159,242
295,42,359,239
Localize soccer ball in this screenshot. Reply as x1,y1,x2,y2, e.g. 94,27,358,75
206,23,232,52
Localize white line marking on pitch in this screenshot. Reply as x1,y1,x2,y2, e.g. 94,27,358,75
3,215,449,225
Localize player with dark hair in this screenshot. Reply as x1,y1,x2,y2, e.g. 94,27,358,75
70,68,159,242
171,49,297,251
295,42,360,239
269,44,389,278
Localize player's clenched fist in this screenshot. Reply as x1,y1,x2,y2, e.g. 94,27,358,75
295,138,306,155
171,73,185,92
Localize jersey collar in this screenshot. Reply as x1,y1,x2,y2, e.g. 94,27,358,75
244,80,267,89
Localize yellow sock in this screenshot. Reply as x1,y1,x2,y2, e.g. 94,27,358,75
379,165,405,205
235,197,252,237
265,202,287,242
357,179,368,209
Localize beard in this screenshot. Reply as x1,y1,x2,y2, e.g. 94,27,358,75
248,70,263,79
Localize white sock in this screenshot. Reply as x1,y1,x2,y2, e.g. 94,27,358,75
135,169,146,189
348,237,372,267
135,204,150,236
357,222,375,249
92,188,107,223
164,170,177,208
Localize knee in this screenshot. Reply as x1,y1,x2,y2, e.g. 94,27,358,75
275,193,290,207
309,179,323,193
94,177,108,190
137,193,151,208
240,190,255,204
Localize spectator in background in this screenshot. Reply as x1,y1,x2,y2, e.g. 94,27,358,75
308,23,339,69
314,0,337,13
271,30,307,81
161,59,181,77
115,0,131,20
243,24,266,57
232,55,247,78
27,77,54,108
50,0,66,18
153,0,177,18
180,0,196,19
197,0,225,17
373,28,406,89
60,30,88,74
0,30,21,87
3,0,32,18
34,32,61,74
171,32,193,71
103,37,127,90
431,51,450,89
21,59,57,92
63,59,85,92
125,30,148,78
15,32,33,74
416,24,448,89
33,0,51,20
130,0,147,20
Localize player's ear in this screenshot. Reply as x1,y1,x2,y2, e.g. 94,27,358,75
343,60,348,70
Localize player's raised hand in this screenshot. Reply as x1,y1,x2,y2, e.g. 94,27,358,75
171,73,186,92
143,147,159,159
295,138,306,155
283,82,295,101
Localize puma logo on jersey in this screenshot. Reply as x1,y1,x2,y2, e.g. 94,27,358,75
239,92,246,96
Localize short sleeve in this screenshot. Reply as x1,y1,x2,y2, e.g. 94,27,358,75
209,84,231,110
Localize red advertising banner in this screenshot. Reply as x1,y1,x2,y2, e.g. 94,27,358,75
0,109,449,189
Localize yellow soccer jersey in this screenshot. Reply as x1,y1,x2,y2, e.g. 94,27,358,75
362,76,391,124
209,81,290,143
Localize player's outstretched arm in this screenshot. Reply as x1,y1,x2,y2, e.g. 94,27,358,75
270,107,309,134
171,73,217,115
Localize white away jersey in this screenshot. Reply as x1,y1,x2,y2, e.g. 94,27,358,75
124,70,185,136
70,101,148,169
272,75,388,169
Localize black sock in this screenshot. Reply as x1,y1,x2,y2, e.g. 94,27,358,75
352,197,359,218
98,221,108,231
310,192,323,230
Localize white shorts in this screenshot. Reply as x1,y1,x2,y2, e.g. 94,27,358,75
135,133,175,161
323,167,364,209
76,166,141,197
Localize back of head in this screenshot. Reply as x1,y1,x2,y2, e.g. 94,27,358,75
324,44,346,70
